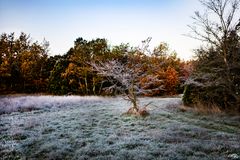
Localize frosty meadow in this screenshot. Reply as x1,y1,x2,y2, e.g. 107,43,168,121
1,95,240,159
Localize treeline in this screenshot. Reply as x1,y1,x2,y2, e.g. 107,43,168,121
0,32,191,96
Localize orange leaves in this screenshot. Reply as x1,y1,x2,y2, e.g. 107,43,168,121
139,66,179,96
165,66,179,95
0,59,11,76
61,63,80,86
61,63,76,78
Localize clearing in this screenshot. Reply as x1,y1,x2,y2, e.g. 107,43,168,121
0,95,240,160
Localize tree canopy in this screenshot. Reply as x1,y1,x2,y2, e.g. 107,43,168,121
0,33,187,97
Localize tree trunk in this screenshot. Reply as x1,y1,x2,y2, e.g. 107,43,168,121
84,76,88,94
128,83,138,111
98,81,103,95
92,77,96,95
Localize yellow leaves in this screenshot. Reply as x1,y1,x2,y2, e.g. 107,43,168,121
19,51,39,77
21,61,34,75
0,60,10,71
3,60,9,65
61,63,76,78
69,79,76,85
0,58,11,76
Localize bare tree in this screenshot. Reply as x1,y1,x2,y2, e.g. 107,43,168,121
184,0,240,110
188,0,239,66
188,0,239,43
91,41,164,115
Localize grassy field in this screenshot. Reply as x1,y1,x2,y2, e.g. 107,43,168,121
0,96,240,160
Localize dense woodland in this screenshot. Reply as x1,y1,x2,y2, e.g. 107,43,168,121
0,33,189,96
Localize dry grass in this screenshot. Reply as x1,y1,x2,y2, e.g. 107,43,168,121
178,105,188,112
177,103,223,115
124,106,150,117
193,103,222,114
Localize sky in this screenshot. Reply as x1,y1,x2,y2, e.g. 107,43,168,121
0,0,203,60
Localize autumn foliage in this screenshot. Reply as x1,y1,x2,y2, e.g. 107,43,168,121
0,33,189,96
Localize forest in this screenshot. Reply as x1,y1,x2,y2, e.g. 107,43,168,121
0,33,187,96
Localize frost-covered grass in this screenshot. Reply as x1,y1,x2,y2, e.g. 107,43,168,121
0,95,240,160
